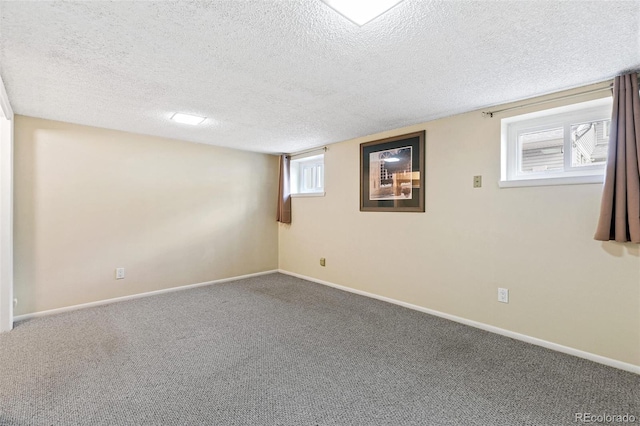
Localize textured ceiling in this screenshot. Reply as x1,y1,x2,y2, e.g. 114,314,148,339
1,1,639,154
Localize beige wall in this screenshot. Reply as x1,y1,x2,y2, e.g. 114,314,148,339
279,86,640,367
14,116,279,315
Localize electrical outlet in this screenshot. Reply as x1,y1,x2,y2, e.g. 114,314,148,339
13,298,17,308
498,288,509,303
473,175,482,188
115,268,125,280
320,258,326,267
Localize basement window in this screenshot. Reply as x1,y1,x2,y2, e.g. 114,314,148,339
500,98,612,188
291,152,325,197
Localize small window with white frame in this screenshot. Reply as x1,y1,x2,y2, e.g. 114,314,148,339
290,151,325,196
500,97,612,187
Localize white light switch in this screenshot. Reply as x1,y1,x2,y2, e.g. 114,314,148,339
115,268,125,280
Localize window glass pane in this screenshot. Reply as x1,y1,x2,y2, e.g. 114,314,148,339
519,128,564,173
303,166,313,190
316,165,323,189
570,119,610,167
290,153,324,194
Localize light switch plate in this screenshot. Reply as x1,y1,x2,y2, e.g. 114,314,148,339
116,268,125,280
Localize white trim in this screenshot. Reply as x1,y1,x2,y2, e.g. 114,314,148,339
278,269,640,375
13,270,278,322
291,192,325,198
499,175,604,188
0,73,13,332
0,116,13,333
0,75,13,120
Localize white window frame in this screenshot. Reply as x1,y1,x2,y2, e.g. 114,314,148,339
290,151,325,197
500,97,612,188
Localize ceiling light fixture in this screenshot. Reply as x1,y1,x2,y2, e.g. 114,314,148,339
321,0,404,26
170,112,206,125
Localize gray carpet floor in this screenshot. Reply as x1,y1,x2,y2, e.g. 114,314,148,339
0,273,637,425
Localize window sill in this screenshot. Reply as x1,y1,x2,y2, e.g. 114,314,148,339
291,192,325,198
499,175,604,188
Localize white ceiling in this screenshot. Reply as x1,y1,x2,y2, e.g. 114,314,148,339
0,1,638,154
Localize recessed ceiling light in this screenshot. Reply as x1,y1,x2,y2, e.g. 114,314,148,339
170,112,206,125
321,0,404,26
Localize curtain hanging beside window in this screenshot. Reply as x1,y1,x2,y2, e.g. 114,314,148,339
276,155,292,224
594,72,640,243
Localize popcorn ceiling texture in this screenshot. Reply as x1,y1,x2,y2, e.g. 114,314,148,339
0,0,638,153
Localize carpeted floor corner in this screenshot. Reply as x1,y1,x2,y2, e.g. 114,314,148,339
0,273,637,425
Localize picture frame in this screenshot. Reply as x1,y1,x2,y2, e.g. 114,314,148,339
360,131,425,212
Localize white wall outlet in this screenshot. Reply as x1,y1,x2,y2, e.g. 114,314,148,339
473,175,482,188
115,267,125,280
320,258,326,267
498,288,509,303
13,298,17,308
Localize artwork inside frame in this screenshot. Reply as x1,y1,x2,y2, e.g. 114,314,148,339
360,131,425,212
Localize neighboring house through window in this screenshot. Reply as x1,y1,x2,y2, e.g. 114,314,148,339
500,97,612,187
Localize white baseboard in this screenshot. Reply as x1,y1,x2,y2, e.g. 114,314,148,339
278,269,640,375
13,270,279,322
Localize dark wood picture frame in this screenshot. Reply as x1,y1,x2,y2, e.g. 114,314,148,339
360,131,425,212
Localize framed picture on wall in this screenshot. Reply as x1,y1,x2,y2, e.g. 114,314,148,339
360,131,425,212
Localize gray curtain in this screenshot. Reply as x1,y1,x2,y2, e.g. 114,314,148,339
276,155,292,224
594,72,640,243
